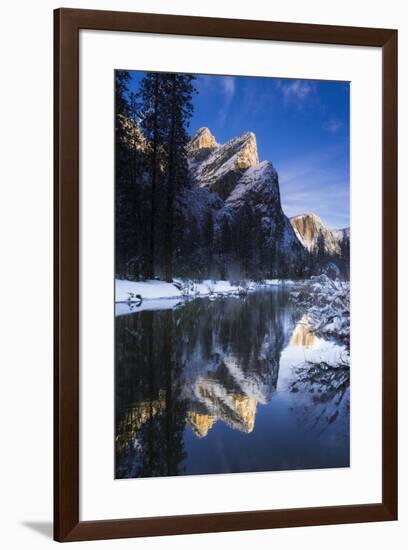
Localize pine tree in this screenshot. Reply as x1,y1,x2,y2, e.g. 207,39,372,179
115,70,131,278
235,203,255,279
115,70,130,123
126,91,144,279
186,216,202,278
272,218,285,278
202,205,214,276
138,73,167,279
340,236,350,280
217,217,232,280
115,70,148,280
161,73,196,282
316,232,326,272
137,72,196,281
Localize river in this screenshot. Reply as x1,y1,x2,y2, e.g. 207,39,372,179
115,287,349,478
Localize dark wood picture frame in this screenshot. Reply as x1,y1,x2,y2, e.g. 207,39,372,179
54,7,398,542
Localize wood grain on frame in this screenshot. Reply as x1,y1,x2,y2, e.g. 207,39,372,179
54,8,397,542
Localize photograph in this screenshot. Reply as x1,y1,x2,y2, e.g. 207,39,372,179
114,69,351,479
0,0,399,545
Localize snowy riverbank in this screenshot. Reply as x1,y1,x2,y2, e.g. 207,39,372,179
289,274,350,345
115,278,294,303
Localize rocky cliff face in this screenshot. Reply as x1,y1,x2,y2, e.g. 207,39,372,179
188,126,218,152
186,127,304,265
188,128,259,199
290,213,349,255
225,161,279,210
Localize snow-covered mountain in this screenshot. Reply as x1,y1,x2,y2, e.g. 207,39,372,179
290,213,349,255
118,119,349,278
188,128,259,199
186,127,304,264
188,126,218,152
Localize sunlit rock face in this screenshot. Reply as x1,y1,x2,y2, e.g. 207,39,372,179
188,391,257,436
233,132,259,170
290,317,317,348
187,411,216,438
188,129,259,199
290,213,349,255
118,384,257,442
192,377,257,434
115,391,166,450
232,394,257,433
188,127,218,151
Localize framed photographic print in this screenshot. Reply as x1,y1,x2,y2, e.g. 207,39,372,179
54,8,398,542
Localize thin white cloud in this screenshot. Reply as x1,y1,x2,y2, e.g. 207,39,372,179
196,75,236,127
218,77,236,125
222,77,236,101
324,118,343,134
277,147,350,229
196,75,213,93
275,79,314,108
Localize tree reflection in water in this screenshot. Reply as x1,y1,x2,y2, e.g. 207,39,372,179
281,315,350,440
115,288,349,478
288,360,350,434
115,309,188,478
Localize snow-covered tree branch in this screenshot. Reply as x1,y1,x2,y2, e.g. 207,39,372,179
290,274,350,346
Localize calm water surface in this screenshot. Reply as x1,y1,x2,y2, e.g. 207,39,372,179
115,288,349,478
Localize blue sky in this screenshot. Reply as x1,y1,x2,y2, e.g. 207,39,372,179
128,72,349,229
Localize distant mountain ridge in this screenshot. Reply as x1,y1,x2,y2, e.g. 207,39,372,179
290,213,349,255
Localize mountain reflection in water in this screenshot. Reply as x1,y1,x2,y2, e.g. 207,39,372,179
115,288,349,478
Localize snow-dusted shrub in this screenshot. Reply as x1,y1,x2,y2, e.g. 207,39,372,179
179,280,199,297
205,282,215,295
290,274,350,345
